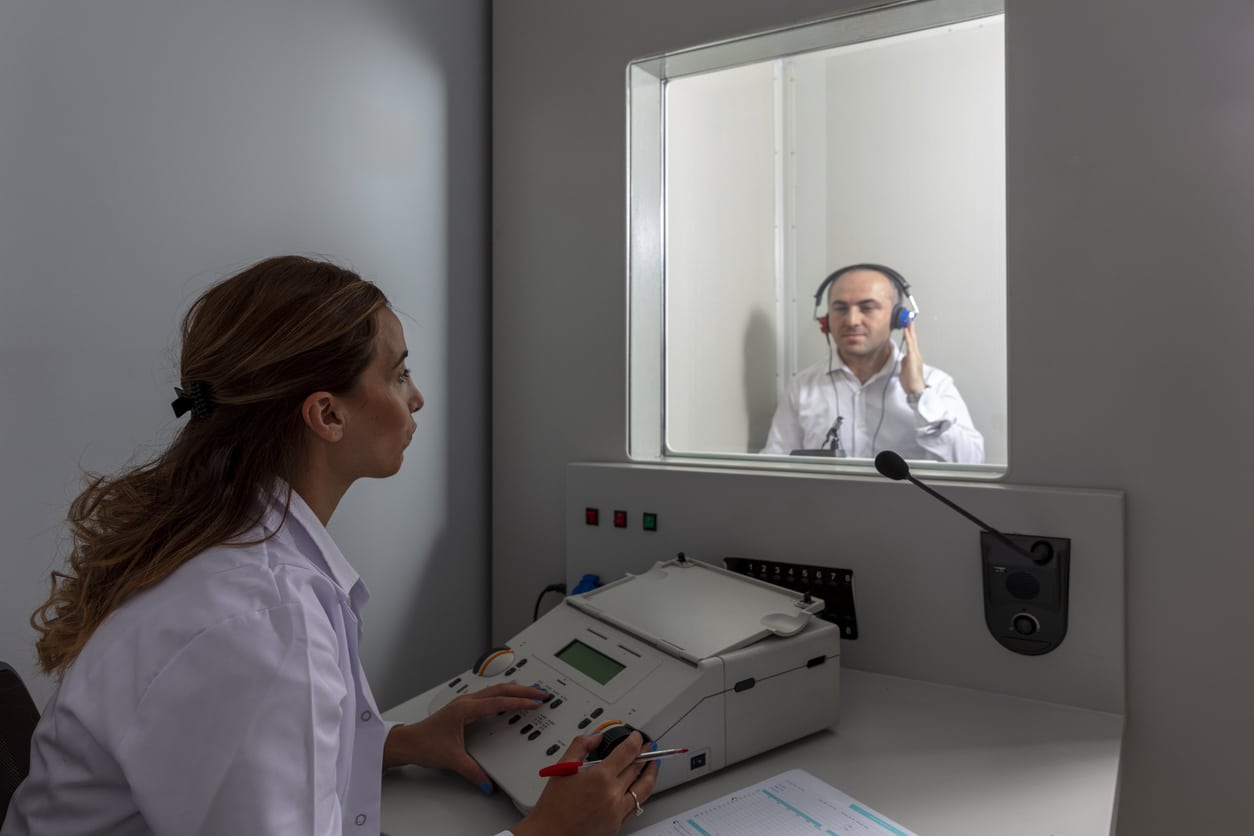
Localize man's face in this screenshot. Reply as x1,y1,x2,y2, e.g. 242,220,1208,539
827,269,898,360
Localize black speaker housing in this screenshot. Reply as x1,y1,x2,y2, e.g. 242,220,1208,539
981,532,1070,655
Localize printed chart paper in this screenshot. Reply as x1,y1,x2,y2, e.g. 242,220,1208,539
632,769,918,836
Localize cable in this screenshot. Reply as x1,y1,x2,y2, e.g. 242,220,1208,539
533,583,567,622
869,333,907,456
868,373,894,456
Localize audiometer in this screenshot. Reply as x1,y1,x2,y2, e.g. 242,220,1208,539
414,555,841,811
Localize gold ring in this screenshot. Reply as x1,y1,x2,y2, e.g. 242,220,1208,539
628,788,644,816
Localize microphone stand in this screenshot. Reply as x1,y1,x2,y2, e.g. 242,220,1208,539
825,416,845,458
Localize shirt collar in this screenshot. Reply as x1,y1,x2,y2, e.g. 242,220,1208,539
830,339,902,381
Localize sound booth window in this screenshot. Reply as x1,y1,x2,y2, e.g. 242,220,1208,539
628,0,1008,479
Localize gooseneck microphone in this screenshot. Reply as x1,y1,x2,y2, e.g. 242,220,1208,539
873,450,1071,656
873,451,1040,564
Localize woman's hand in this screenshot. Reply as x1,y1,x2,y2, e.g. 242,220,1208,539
511,731,660,836
382,682,548,792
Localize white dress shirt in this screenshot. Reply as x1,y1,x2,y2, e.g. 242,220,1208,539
761,342,984,463
4,488,391,836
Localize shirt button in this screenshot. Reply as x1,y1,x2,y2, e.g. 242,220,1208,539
360,710,372,722
355,814,367,826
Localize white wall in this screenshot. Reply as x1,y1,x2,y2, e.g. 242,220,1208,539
0,0,490,711
665,63,779,453
492,0,1254,833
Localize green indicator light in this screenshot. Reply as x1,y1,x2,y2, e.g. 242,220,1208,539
642,512,658,531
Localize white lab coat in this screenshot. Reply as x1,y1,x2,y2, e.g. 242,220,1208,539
4,487,391,836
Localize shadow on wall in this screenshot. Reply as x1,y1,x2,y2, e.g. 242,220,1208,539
349,0,492,707
743,307,777,453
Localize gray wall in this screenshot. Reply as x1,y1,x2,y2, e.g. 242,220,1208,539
492,0,1254,833
0,0,490,711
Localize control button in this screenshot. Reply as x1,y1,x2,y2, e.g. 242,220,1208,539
504,666,517,676
520,723,534,734
585,507,599,526
690,753,707,770
546,744,560,756
613,510,628,528
516,658,528,668
642,512,658,531
578,718,591,729
359,710,372,722
549,698,563,709
541,692,554,703
355,814,367,826
448,677,462,688
590,707,604,719
1012,613,1040,636
508,714,522,725
528,730,541,741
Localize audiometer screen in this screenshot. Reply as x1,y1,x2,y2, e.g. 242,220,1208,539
555,639,625,685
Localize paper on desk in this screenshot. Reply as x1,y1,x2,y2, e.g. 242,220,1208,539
631,768,918,836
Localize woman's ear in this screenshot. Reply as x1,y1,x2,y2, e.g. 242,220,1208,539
300,391,345,443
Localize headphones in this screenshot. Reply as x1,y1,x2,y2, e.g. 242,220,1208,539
814,263,919,334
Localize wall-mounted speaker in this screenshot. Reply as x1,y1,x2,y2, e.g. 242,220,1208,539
981,532,1070,655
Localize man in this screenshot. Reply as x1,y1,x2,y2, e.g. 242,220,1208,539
761,263,984,463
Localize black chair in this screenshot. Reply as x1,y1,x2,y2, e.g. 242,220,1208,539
0,662,40,827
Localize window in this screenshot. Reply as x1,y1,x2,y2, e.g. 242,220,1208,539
628,0,1006,478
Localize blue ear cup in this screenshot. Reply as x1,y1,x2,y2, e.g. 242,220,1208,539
891,305,917,330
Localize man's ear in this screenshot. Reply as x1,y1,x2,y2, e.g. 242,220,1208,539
300,391,345,443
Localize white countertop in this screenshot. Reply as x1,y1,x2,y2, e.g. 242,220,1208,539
381,667,1122,836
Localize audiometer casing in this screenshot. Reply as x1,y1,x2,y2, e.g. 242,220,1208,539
418,557,840,811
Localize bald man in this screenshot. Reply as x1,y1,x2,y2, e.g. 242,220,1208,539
762,264,983,463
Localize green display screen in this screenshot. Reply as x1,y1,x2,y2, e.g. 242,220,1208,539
555,639,625,685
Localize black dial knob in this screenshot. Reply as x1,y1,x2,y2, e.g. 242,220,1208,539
589,723,651,761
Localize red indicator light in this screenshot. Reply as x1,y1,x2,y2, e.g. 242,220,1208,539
613,510,628,528
585,508,599,526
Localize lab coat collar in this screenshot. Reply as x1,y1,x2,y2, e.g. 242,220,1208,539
268,483,364,602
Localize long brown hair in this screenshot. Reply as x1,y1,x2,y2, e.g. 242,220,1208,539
32,255,390,677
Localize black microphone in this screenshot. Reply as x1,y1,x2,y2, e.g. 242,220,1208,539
873,450,1042,564
874,450,1071,656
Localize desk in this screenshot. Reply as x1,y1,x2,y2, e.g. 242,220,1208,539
381,668,1123,835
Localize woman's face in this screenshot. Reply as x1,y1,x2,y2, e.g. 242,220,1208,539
336,309,424,479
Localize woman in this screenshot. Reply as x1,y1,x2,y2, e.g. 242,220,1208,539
3,256,655,835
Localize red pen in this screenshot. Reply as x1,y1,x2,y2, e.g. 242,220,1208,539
538,747,689,777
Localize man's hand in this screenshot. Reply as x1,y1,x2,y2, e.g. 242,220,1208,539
383,682,547,790
899,323,926,397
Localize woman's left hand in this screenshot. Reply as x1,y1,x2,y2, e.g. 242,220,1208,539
382,682,548,792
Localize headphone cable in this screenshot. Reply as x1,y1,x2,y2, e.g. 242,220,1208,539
869,332,908,455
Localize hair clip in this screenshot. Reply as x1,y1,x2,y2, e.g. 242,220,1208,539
171,380,215,419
